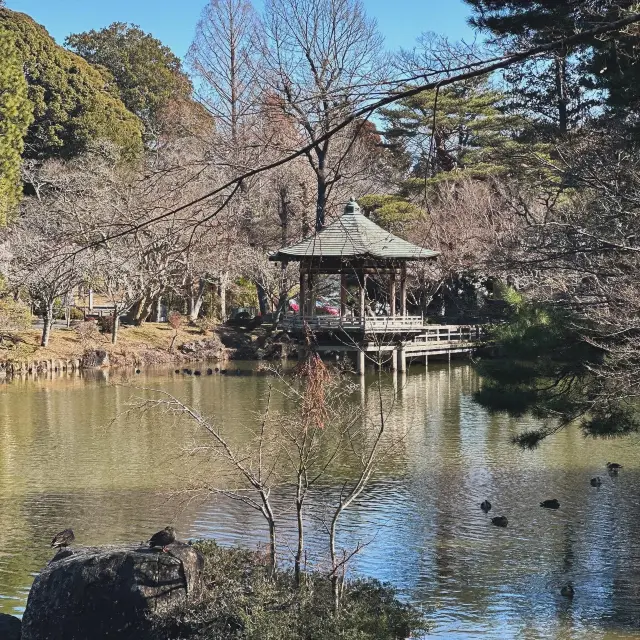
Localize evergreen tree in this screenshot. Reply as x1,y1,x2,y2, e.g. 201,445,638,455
585,2,640,129
464,0,594,135
0,8,143,160
66,23,193,141
380,78,540,194
475,288,640,448
0,25,32,224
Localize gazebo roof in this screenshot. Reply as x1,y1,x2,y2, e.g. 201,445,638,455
269,199,439,263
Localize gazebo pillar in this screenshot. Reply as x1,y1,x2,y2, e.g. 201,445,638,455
389,272,396,317
359,274,367,318
340,273,347,317
307,272,315,316
299,266,306,317
400,265,407,316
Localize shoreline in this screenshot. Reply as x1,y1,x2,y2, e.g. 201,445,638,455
0,323,294,378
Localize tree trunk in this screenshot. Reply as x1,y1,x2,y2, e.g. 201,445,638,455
111,313,119,345
316,159,327,231
41,304,54,347
294,491,304,586
256,282,269,316
300,181,311,237
555,52,568,133
152,296,162,323
188,279,207,322
125,298,146,325
218,276,227,321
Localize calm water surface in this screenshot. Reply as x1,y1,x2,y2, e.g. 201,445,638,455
0,362,639,639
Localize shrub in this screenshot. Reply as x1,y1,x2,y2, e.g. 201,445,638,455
163,541,427,640
75,320,101,346
168,311,183,331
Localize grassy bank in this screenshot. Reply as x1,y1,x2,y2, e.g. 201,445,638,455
163,541,426,640
0,322,225,367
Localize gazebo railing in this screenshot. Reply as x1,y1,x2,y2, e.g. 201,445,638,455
280,315,425,333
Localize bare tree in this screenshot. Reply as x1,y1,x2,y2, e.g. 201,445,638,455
4,211,87,347
263,0,386,229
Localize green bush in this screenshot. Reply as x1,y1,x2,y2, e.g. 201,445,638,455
164,541,426,640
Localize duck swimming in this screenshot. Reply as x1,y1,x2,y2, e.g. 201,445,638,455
491,516,508,528
590,477,602,487
540,499,560,509
560,584,574,598
607,462,622,471
480,500,492,513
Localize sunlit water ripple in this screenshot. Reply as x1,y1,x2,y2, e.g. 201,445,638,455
0,362,639,639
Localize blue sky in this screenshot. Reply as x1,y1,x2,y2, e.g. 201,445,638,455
7,0,476,59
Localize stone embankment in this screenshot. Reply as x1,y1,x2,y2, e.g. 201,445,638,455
0,328,296,379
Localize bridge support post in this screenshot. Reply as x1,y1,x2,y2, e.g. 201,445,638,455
398,346,407,373
391,348,398,371
357,350,365,375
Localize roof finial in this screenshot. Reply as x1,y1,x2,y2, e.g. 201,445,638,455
344,197,360,215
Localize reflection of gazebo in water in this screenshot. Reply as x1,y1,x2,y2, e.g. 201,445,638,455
269,199,440,373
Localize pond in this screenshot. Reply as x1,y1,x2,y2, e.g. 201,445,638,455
0,362,639,639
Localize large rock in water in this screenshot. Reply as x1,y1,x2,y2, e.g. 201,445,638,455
0,613,21,640
21,542,204,640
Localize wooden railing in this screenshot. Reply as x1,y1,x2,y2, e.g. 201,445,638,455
280,315,426,333
413,324,485,343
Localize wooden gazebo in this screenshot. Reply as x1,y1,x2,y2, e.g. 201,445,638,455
270,199,439,372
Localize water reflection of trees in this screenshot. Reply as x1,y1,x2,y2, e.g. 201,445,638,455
2,365,640,635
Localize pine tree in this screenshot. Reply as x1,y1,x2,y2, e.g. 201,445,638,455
0,26,32,224
464,0,593,136
585,2,640,128
380,78,542,194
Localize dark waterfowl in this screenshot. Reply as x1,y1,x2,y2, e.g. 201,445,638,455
207,369,213,375
220,369,227,374
135,369,141,374
607,462,622,471
491,516,508,528
214,368,219,373
590,477,602,487
480,500,492,513
149,526,176,552
51,528,75,549
185,369,193,375
540,499,560,509
560,584,574,598
174,369,180,374
194,370,201,376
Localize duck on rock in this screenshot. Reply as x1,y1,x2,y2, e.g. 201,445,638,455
148,526,176,553
51,529,75,549
540,499,560,509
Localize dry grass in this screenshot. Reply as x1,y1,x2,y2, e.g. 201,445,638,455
0,323,206,364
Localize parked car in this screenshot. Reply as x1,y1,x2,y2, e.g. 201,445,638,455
316,299,339,316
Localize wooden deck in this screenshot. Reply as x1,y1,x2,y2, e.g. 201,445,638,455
283,316,486,372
